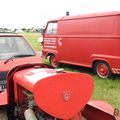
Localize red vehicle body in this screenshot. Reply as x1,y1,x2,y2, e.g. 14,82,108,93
42,11,120,78
0,33,41,106
0,63,119,120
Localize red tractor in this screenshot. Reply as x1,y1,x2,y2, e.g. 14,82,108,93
0,63,120,120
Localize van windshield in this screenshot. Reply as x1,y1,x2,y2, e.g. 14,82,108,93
0,37,35,60
46,22,57,34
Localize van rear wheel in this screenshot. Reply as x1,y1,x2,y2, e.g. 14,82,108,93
94,61,112,78
49,55,59,68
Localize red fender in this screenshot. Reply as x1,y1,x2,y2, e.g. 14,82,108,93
34,73,94,119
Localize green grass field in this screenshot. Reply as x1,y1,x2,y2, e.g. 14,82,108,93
23,32,42,51
23,32,120,110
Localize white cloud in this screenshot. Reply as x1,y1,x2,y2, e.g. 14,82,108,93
0,0,120,29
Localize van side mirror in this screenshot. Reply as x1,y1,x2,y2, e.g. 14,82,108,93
40,28,45,35
38,37,43,43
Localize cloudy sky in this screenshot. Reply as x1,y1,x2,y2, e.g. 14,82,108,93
0,0,120,29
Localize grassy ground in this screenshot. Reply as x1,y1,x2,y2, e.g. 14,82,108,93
23,32,42,51
23,32,120,110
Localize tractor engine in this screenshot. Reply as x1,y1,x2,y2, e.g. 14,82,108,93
7,64,93,120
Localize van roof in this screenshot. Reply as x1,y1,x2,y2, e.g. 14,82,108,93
50,11,120,22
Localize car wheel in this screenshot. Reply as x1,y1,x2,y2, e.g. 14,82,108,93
49,55,59,68
94,61,112,78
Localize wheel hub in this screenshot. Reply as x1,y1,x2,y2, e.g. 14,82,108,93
97,64,109,77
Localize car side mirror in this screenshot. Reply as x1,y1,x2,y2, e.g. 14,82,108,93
40,28,45,35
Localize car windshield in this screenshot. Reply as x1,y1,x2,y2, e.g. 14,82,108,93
0,36,35,60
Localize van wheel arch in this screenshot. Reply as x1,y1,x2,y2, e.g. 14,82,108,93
93,60,112,79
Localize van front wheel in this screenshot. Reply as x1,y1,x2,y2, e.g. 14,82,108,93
94,61,112,79
49,55,59,68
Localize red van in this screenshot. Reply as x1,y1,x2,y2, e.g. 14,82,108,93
42,11,120,78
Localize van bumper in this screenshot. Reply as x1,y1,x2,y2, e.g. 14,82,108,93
112,68,120,74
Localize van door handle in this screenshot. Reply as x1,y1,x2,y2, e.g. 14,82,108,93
58,38,62,46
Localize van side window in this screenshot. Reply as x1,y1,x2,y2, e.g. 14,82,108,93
46,22,57,34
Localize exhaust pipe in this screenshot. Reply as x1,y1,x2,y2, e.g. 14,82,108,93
24,109,37,120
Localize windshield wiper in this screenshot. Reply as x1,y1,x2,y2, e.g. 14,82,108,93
4,54,34,64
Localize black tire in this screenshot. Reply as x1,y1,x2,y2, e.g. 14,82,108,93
49,55,59,68
94,61,112,79
7,105,16,120
0,106,8,120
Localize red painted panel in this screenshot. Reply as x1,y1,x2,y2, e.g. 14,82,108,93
34,73,94,119
83,104,115,120
0,90,7,106
88,100,114,115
